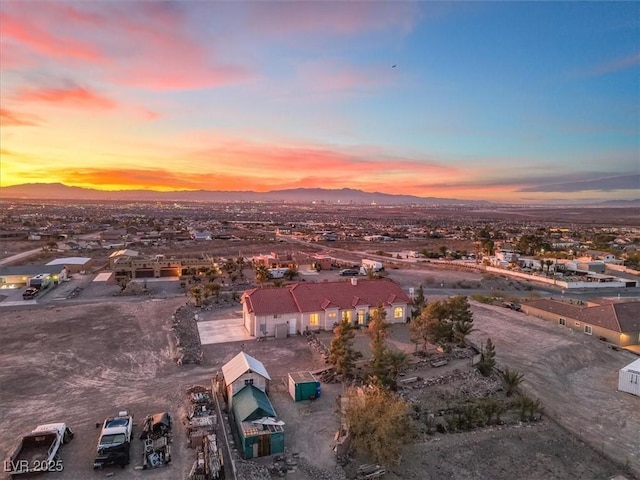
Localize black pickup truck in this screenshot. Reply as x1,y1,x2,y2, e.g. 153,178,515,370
94,412,133,469
22,287,39,300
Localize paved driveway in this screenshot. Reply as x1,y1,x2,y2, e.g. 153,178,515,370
197,317,252,344
469,301,640,478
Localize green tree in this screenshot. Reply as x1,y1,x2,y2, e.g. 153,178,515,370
328,317,357,377
367,305,392,387
446,295,474,345
477,338,496,377
344,385,413,466
411,285,426,319
410,300,452,347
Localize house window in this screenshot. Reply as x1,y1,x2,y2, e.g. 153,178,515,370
342,311,351,322
309,313,320,327
357,309,366,324
244,378,254,386
394,307,403,319
273,314,281,319
328,312,337,319
584,325,592,335
559,318,566,326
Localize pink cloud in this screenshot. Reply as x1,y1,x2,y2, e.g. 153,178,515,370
15,85,117,110
1,3,252,91
0,108,42,126
0,12,103,62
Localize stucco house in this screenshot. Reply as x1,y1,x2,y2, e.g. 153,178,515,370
241,278,411,338
521,298,640,347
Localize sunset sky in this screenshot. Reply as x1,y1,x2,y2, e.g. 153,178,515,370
1,1,638,203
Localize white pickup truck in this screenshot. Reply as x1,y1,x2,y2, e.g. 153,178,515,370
93,411,133,469
6,423,74,477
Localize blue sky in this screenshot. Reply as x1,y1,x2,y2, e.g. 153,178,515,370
1,1,638,203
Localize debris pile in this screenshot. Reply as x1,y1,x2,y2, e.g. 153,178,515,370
140,412,172,470
188,433,225,480
172,305,204,365
185,385,217,448
186,385,225,480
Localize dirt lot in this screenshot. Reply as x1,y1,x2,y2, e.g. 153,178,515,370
0,266,638,480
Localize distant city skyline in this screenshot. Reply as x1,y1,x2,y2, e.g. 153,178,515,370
1,1,638,203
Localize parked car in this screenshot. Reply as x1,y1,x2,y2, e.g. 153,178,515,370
339,269,360,276
22,287,39,300
502,301,522,312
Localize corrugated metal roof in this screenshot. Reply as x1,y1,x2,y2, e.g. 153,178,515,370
233,385,276,422
222,351,271,385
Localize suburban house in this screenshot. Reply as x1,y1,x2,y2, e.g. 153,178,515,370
521,299,640,348
220,352,283,459
0,264,68,289
241,278,411,338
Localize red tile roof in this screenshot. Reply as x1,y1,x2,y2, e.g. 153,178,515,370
243,279,410,316
524,299,640,333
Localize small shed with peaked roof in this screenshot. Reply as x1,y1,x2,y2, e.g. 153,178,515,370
232,385,284,459
221,351,271,409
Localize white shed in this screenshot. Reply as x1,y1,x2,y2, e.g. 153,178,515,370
618,358,640,397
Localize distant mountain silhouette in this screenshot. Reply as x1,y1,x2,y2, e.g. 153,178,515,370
0,183,492,205
595,199,640,207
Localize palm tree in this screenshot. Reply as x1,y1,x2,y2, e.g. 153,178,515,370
255,265,271,287
189,285,204,306
453,320,475,346
500,367,524,396
283,266,298,281
516,394,542,421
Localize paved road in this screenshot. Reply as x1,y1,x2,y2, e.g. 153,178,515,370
0,247,43,267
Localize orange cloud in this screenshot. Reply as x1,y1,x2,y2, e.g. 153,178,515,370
0,108,42,126
15,85,117,110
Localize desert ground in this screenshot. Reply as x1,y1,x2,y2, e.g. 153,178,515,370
0,264,638,480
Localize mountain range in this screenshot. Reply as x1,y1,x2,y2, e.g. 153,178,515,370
0,183,491,205
1,183,638,207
